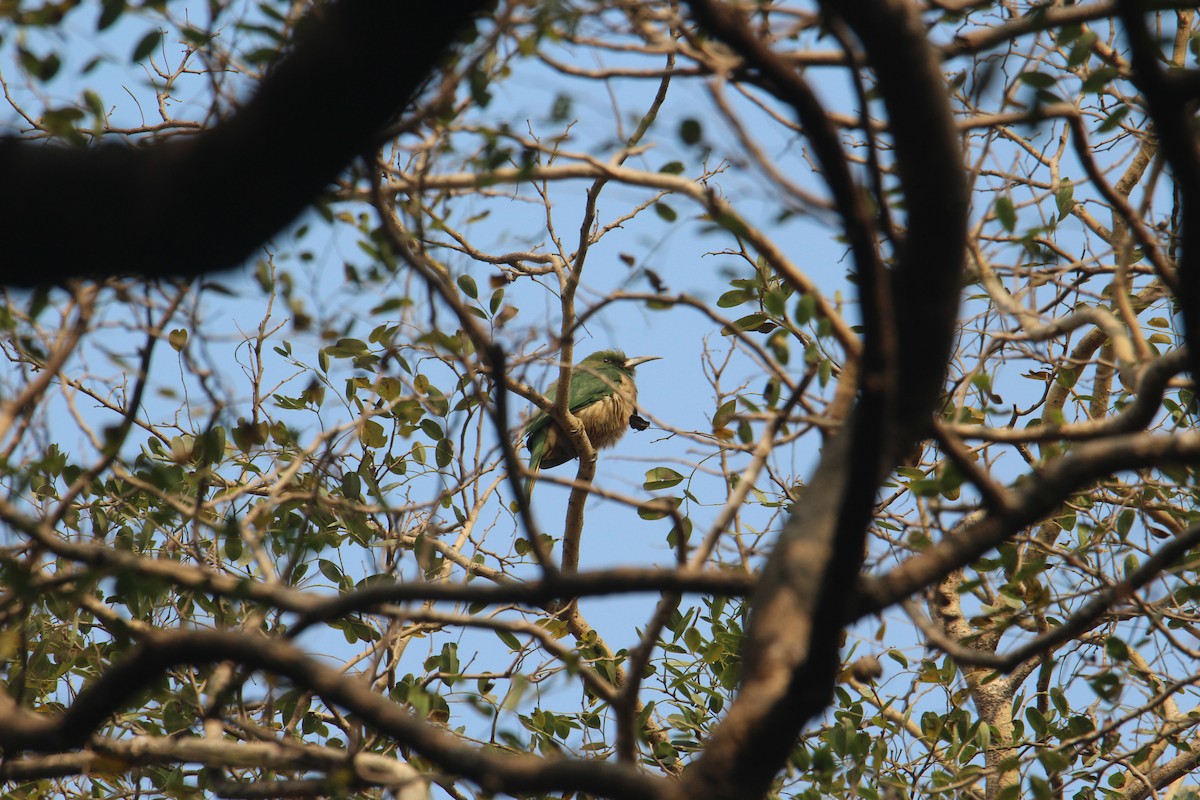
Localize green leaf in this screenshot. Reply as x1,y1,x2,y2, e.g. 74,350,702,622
325,338,369,358
1025,706,1048,737
223,529,243,561
818,358,833,387
439,642,460,685
638,496,682,520
643,467,684,490
18,48,61,82
1116,508,1134,538
457,274,478,299
1082,66,1118,94
1067,32,1098,66
659,161,685,174
1050,687,1070,717
98,0,125,30
654,202,678,223
196,426,226,466
371,297,412,314
360,419,386,449
167,328,188,352
1018,71,1056,89
341,471,362,501
435,438,454,468
131,30,163,62
181,26,215,47
720,313,776,336
425,384,450,417
83,90,105,119
995,196,1016,233
42,106,84,139
232,418,269,452
667,516,692,549
712,211,749,239
496,629,522,651
319,559,343,583
420,419,444,441
794,293,817,325
1037,749,1071,773
909,479,941,497
376,376,401,402
1097,105,1129,133
763,289,785,317
712,399,736,430
716,289,753,309
679,118,702,145
1055,179,1074,220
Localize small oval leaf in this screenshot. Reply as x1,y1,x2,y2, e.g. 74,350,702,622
643,467,684,490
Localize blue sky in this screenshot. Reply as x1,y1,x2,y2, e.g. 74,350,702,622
3,3,1192,796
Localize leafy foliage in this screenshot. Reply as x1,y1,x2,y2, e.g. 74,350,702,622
2,2,1200,800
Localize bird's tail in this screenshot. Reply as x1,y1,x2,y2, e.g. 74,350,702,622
523,431,544,503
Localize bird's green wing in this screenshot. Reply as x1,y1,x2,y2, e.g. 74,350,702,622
566,366,618,409
523,366,619,496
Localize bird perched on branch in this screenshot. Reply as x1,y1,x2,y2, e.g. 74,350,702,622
524,349,660,495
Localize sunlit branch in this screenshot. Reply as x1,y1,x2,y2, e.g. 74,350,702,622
858,430,1200,616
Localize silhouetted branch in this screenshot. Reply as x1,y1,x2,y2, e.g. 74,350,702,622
1118,2,1200,380
0,629,668,799
0,0,491,286
678,2,966,798
903,520,1200,672
857,430,1200,616
1,734,425,795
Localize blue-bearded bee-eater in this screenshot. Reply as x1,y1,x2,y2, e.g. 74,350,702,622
524,349,660,495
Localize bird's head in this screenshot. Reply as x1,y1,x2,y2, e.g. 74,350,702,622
581,349,661,376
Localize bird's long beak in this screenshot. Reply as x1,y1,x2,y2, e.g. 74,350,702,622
624,355,661,369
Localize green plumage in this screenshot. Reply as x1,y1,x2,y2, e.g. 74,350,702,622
524,349,659,496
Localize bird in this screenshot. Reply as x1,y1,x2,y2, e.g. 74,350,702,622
523,349,660,495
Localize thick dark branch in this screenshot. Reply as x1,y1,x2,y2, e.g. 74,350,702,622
841,1,968,443
1122,737,1200,800
678,2,965,799
0,734,423,790
1118,2,1200,381
679,426,869,800
856,430,1200,616
684,0,884,321
906,522,1200,671
0,630,666,800
942,1,1154,58
1,498,750,622
945,347,1187,443
0,0,490,286
940,1,1200,59
288,567,754,636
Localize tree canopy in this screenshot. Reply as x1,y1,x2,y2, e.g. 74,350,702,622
3,1,1200,800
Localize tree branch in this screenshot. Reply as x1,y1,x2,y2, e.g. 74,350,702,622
678,2,966,797
0,0,490,286
857,430,1200,616
0,629,667,799
1117,1,1200,381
